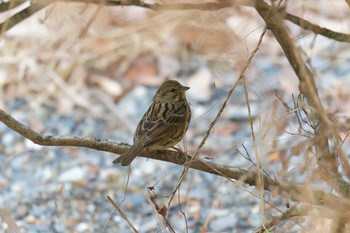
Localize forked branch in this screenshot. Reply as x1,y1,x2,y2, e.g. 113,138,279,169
254,0,350,197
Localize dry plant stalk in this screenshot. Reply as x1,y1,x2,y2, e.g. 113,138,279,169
147,187,175,233
1,0,350,232
106,195,138,233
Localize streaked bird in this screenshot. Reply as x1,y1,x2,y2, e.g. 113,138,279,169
113,80,191,166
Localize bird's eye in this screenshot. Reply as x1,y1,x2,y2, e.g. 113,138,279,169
170,88,176,92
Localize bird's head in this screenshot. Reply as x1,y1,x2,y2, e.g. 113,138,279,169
153,80,190,102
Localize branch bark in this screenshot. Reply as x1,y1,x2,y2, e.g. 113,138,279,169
346,0,350,8
285,11,350,43
254,0,350,198
0,107,349,215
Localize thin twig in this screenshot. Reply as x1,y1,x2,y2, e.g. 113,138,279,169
78,0,105,39
106,195,138,233
285,11,350,43
102,209,116,232
177,186,189,233
1,106,350,213
147,187,176,233
118,165,131,205
254,206,309,233
241,26,267,229
255,0,350,198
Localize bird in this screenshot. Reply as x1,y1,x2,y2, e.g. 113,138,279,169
113,80,191,166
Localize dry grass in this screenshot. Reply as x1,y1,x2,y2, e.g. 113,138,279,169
1,0,350,232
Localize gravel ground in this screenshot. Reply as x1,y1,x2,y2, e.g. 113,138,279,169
0,79,287,233
1,7,349,230
1,51,350,232
3,53,350,232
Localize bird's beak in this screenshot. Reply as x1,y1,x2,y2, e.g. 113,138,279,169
181,85,190,91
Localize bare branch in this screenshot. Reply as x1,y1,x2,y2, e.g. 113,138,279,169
0,107,348,213
0,108,128,154
254,206,309,233
285,11,350,43
254,0,350,197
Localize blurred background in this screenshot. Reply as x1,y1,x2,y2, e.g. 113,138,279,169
0,1,350,232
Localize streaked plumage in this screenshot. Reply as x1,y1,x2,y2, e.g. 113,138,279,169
113,80,191,166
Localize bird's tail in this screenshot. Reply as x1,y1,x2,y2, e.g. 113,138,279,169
113,141,144,166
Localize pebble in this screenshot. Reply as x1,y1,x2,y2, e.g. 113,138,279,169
209,215,238,231
1,133,16,146
118,86,150,117
24,139,42,150
94,76,123,97
99,168,119,181
187,68,213,103
17,205,28,218
140,217,158,232
53,223,65,232
2,5,349,232
0,69,313,233
58,167,86,182
224,103,259,121
75,222,89,232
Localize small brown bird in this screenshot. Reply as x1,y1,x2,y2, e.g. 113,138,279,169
113,80,191,166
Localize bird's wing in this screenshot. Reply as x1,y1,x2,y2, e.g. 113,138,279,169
134,101,189,148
